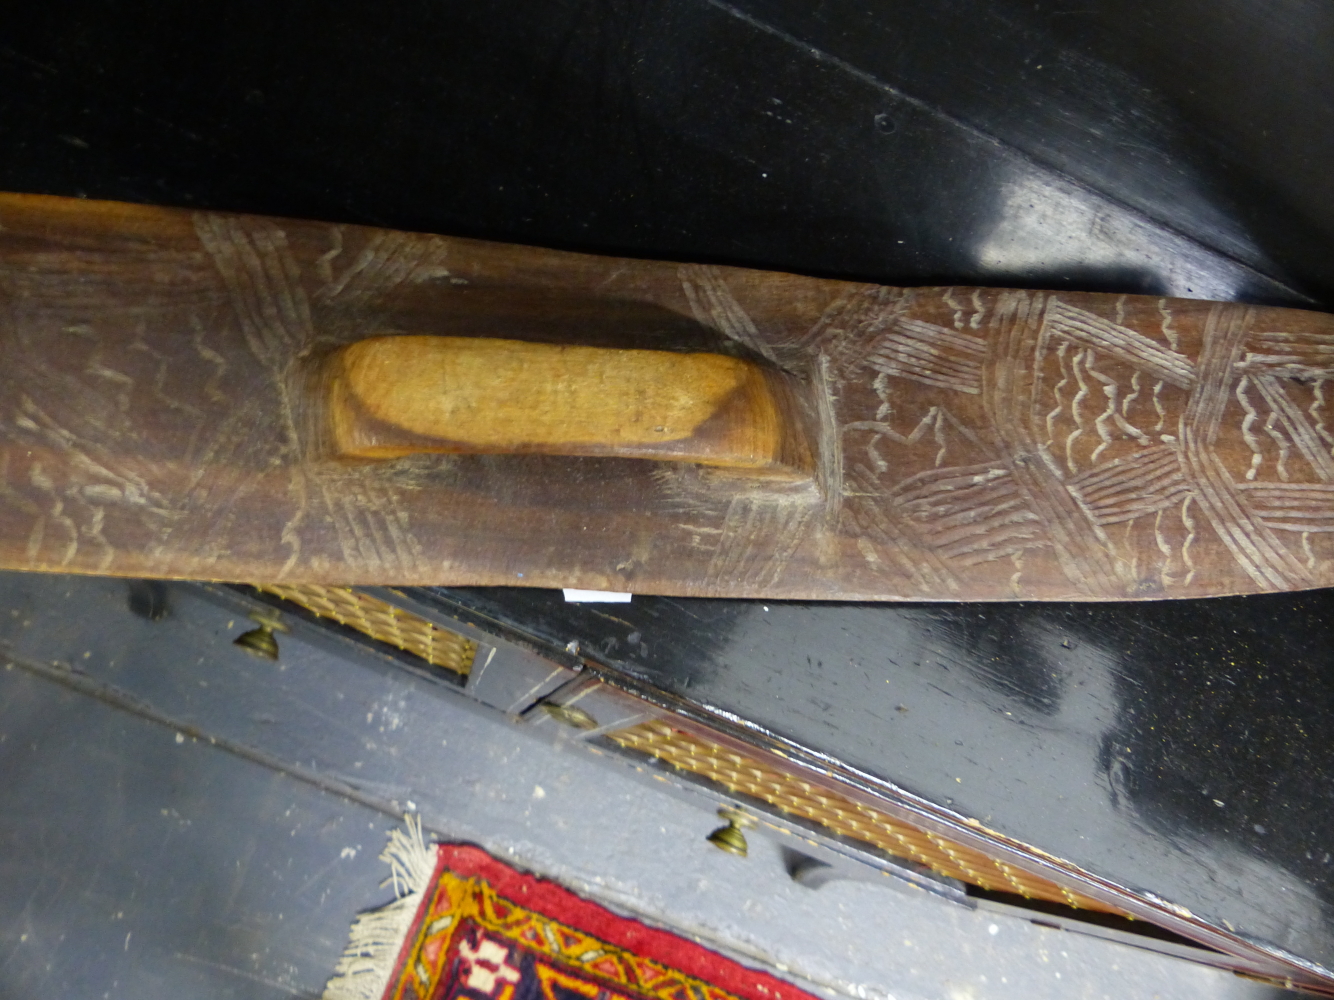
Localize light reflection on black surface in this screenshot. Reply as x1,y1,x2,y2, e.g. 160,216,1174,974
433,584,1334,965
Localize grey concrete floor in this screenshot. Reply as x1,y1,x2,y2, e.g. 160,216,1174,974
0,573,1291,999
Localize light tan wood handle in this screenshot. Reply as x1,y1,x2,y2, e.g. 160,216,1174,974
315,336,813,475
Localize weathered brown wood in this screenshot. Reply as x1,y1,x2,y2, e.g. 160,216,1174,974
2,191,1334,600
314,335,814,476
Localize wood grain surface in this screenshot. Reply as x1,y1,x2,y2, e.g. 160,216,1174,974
316,335,813,475
2,192,1333,600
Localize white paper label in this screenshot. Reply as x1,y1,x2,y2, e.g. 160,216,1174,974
562,589,633,603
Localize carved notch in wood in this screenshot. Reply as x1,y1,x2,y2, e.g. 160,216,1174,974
308,335,816,478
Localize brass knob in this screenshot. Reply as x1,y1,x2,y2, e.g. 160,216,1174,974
234,610,289,661
706,807,756,857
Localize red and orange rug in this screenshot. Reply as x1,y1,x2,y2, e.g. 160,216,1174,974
324,820,820,1000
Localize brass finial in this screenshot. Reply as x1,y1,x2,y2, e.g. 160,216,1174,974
234,610,289,661
706,807,756,857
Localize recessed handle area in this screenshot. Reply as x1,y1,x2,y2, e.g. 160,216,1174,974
314,335,813,476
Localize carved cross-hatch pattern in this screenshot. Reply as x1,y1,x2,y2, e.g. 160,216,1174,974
841,289,1334,598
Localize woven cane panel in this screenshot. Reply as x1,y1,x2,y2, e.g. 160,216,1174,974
254,584,477,676
608,720,1118,913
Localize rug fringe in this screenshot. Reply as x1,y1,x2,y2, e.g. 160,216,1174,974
322,814,437,1000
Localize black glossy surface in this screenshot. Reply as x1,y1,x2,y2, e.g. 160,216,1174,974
720,0,1334,300
1,0,1327,304
429,584,1334,972
6,572,1285,1000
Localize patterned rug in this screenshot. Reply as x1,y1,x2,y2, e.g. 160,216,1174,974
324,819,821,1000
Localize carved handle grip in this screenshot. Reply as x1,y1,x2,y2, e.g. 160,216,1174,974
316,335,814,476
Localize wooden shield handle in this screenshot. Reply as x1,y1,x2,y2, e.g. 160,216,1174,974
314,335,815,477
